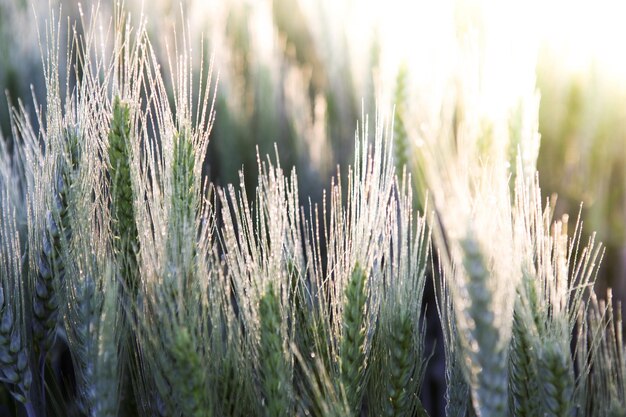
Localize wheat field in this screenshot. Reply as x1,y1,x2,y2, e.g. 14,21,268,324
0,2,624,417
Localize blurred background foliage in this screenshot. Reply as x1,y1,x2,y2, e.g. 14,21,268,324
537,53,626,298
0,0,624,413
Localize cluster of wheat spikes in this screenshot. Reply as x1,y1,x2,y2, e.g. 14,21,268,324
0,4,624,417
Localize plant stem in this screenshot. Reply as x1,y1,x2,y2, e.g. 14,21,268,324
24,401,37,417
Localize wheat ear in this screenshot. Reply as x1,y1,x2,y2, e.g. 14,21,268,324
32,209,63,354
169,327,211,417
508,278,542,416
108,94,141,417
382,312,419,417
259,281,291,417
537,337,575,417
340,264,368,415
33,128,78,354
0,183,33,411
167,131,197,281
108,96,138,284
0,289,32,405
67,264,122,417
460,236,509,417
393,63,409,172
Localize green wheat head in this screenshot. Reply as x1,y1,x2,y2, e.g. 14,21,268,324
508,277,541,417
0,176,32,406
32,209,63,354
169,327,211,417
537,337,575,417
109,95,139,284
340,264,368,414
65,266,122,417
259,282,292,417
393,63,410,172
32,126,80,355
460,234,509,416
512,172,603,417
367,175,430,417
